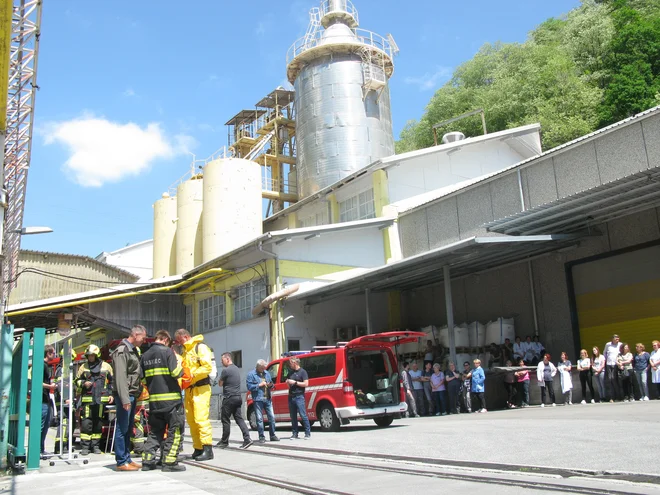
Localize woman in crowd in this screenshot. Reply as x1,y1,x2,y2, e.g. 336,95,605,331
558,352,573,405
633,343,650,401
650,340,660,398
591,346,606,403
445,361,462,414
430,363,447,415
617,343,634,402
577,349,595,404
422,361,434,415
515,358,530,407
504,360,517,409
532,336,545,363
513,337,524,363
471,359,487,413
536,353,557,407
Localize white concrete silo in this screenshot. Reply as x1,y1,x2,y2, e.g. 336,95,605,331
175,176,204,274
152,193,177,278
202,158,262,263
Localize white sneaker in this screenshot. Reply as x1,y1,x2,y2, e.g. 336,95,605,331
591,399,595,404
630,398,636,402
623,399,628,403
552,403,556,407
581,400,586,404
481,409,487,413
568,402,573,405
644,396,649,401
541,403,545,408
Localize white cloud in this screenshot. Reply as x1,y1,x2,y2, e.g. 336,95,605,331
122,88,136,97
404,66,453,91
43,116,195,187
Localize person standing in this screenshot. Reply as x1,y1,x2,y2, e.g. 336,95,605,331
503,360,517,409
140,330,186,472
40,346,56,456
422,340,435,368
286,357,311,439
603,334,622,402
111,324,146,471
445,361,462,414
216,352,253,450
633,343,650,401
617,343,634,402
515,359,530,407
408,362,426,416
577,349,595,404
430,363,446,415
461,361,472,413
558,352,573,405
471,359,487,413
650,340,660,398
247,359,279,444
536,353,557,407
591,346,606,402
76,344,113,455
175,329,214,461
400,362,418,417
422,362,434,415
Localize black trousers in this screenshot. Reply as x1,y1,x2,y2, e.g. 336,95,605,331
605,365,621,400
80,403,104,451
541,382,555,404
579,370,595,401
220,395,251,445
143,404,185,466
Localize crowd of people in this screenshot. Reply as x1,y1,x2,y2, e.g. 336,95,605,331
399,334,660,415
39,325,312,473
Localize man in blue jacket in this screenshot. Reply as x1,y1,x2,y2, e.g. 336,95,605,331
246,359,279,443
471,359,487,413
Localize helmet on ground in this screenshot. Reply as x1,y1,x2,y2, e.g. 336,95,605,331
85,344,101,357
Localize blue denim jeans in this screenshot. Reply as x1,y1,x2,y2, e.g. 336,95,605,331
113,395,136,467
634,370,649,398
254,400,276,439
41,402,51,453
288,395,310,437
432,390,446,414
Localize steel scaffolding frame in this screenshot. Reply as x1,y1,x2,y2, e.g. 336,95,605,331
2,0,41,301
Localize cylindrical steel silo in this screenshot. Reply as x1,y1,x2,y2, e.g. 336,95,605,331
175,176,203,274
202,158,262,263
152,193,177,278
286,0,397,198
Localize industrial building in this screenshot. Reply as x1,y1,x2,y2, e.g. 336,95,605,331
7,0,660,413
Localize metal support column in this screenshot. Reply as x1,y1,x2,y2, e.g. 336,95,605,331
365,288,372,334
443,266,457,366
26,327,45,471
0,323,12,468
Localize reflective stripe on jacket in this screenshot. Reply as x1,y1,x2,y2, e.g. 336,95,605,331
141,342,183,413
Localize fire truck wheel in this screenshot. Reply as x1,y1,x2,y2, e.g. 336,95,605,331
83,460,88,465
317,403,340,432
49,462,55,467
373,416,394,427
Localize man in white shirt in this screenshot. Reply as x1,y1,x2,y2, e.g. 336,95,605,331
603,334,622,402
408,362,426,416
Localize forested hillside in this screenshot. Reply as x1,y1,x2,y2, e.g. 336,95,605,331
396,0,660,153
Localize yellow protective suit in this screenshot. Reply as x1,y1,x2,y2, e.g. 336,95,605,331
182,335,213,449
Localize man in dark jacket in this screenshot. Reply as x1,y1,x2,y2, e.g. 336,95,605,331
111,324,146,471
140,330,185,472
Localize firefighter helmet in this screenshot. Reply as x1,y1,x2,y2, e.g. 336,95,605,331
84,344,101,357
59,347,77,360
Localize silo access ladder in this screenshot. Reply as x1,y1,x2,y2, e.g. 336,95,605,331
245,129,276,161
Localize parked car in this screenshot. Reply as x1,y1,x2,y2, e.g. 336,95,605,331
246,331,425,432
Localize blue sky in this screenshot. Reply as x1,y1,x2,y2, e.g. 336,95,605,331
22,0,580,257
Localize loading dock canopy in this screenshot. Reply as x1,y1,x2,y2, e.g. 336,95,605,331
291,234,586,304
485,169,660,236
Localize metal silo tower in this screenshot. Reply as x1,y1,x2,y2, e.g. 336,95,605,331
286,0,398,198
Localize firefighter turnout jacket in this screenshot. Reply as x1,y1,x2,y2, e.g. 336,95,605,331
75,359,113,405
140,342,183,413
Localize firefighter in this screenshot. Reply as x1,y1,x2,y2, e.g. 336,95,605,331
76,344,113,455
132,387,149,455
53,348,77,454
174,328,213,461
140,330,185,472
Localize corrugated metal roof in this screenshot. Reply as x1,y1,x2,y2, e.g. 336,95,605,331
20,249,139,280
485,168,660,235
398,105,660,217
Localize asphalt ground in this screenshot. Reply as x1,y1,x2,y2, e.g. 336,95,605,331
1,399,656,494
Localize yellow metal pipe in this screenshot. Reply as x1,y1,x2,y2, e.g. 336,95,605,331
6,268,233,317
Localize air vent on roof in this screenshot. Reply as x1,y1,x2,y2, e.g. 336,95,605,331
441,131,466,144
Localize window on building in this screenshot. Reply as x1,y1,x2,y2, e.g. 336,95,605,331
231,350,243,368
300,211,328,228
185,303,192,331
288,339,301,352
233,280,267,323
198,295,225,333
339,188,375,222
